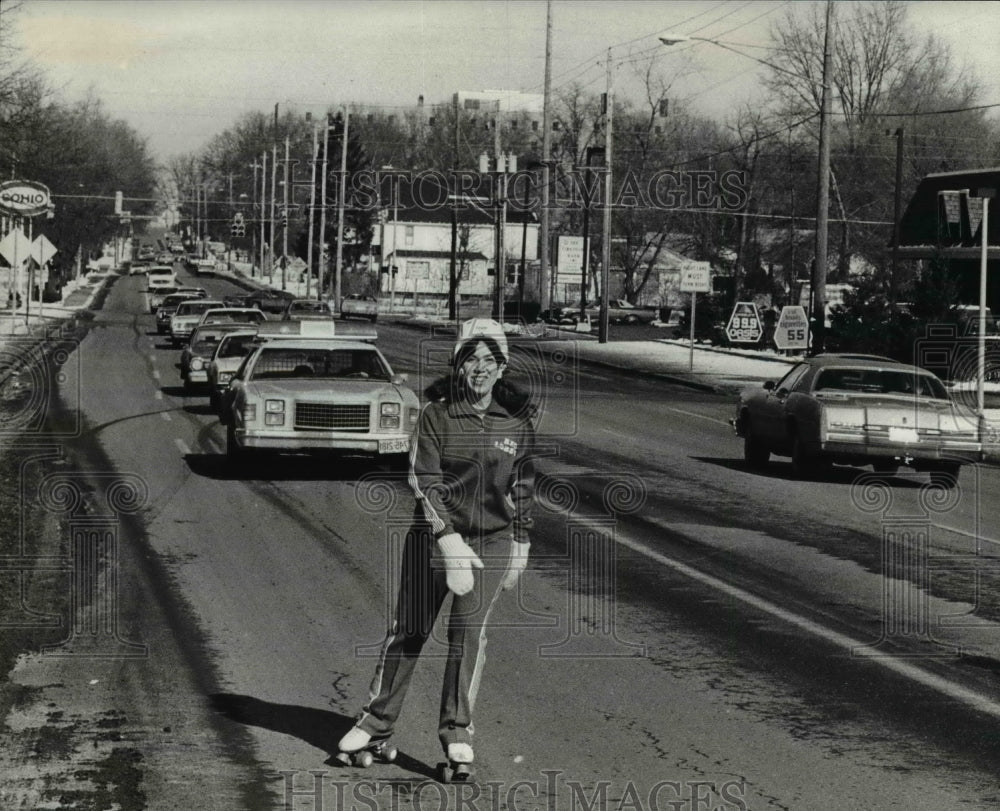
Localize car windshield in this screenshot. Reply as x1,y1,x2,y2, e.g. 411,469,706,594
250,347,390,381
204,310,265,324
814,368,948,399
217,335,257,359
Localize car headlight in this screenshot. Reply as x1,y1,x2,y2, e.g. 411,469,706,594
190,358,204,371
219,372,233,383
264,399,285,426
380,402,401,416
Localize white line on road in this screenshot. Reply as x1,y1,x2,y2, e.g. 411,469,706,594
152,369,161,380
588,517,1000,721
174,438,191,456
935,523,1000,550
154,390,163,400
661,405,731,427
161,411,171,422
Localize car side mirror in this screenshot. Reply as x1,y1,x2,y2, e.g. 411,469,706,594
391,373,409,384
763,380,775,391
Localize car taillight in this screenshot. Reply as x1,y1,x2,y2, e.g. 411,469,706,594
219,372,233,383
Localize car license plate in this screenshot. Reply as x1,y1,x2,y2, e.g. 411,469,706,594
888,427,919,444
379,438,410,454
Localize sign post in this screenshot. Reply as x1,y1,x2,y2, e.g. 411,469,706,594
726,301,763,345
0,180,52,328
679,262,711,370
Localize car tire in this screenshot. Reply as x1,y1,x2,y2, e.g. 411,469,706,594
226,423,248,465
929,463,960,489
209,390,220,413
790,433,822,479
370,315,378,323
742,419,770,469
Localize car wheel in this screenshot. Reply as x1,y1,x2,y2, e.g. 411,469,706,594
742,419,770,469
370,315,378,323
790,433,822,479
226,423,248,465
209,390,220,413
929,463,960,489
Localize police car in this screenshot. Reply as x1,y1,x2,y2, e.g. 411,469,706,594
220,321,419,466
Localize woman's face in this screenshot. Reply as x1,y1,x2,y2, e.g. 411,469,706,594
458,341,505,401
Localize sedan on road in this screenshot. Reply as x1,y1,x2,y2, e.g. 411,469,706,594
181,323,261,391
732,354,981,484
221,321,419,467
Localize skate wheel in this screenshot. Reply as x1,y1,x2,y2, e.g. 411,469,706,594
356,750,374,768
453,764,474,783
383,745,398,763
334,752,351,767
437,762,454,784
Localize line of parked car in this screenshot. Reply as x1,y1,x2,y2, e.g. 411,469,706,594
147,277,417,469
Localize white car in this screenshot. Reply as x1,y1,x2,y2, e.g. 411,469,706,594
221,321,419,467
170,299,225,345
206,329,260,411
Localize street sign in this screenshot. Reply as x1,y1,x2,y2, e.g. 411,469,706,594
773,305,809,350
726,301,762,344
0,180,51,217
0,227,31,266
30,235,58,266
556,235,587,282
678,262,711,293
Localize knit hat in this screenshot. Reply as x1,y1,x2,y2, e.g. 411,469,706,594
453,318,508,364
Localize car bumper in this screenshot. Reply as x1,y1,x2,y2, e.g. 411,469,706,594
820,436,981,464
236,428,411,455
187,369,209,384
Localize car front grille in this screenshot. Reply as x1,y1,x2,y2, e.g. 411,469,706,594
294,403,370,431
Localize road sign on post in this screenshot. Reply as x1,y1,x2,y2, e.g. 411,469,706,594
678,262,711,370
726,301,763,344
773,305,810,351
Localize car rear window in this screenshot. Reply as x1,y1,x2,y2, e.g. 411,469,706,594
177,301,221,315
815,368,947,399
218,335,258,359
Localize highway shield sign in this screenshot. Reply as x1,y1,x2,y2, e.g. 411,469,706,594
726,301,762,343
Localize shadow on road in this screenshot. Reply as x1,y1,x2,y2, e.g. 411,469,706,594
183,451,407,483
691,456,927,487
209,693,436,778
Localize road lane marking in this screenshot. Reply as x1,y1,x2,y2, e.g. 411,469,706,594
579,516,1000,721
935,523,1000,550
174,438,191,456
661,405,731,427
161,411,171,422
154,390,163,400
152,369,161,380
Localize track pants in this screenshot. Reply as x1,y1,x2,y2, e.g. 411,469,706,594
355,526,514,751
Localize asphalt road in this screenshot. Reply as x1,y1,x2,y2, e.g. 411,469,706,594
6,266,1000,809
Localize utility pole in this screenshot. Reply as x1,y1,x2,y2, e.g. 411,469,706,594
259,152,267,277
282,135,290,291
270,144,278,281
251,158,261,277
318,115,331,301
335,109,349,315
890,127,904,314
811,0,834,355
599,48,613,344
539,0,553,313
307,120,318,298
449,93,459,321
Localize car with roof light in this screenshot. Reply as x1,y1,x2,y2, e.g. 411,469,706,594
732,353,981,485
146,266,180,311
281,298,336,321
181,323,259,392
242,288,297,314
170,299,225,345
206,329,260,411
220,320,419,467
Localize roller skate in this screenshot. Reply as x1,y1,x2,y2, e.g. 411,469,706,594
334,726,398,769
437,742,474,783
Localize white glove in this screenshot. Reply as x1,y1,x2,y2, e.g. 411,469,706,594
436,533,484,596
500,541,531,591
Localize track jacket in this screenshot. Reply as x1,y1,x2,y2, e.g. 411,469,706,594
408,386,536,545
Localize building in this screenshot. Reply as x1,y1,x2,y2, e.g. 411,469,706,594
373,173,539,307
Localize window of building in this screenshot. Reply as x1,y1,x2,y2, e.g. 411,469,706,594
405,225,414,246
464,98,481,110
408,260,430,279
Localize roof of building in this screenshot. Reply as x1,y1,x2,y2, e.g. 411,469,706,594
389,249,488,261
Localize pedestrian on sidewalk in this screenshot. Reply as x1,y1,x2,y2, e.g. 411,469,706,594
337,318,537,779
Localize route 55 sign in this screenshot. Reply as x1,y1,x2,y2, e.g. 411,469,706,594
773,305,810,350
726,302,762,343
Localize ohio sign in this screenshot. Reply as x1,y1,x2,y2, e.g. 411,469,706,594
0,180,52,217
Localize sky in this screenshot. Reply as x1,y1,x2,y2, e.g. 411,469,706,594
8,0,1000,164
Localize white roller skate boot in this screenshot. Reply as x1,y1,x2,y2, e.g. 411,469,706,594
438,742,474,783
335,726,397,768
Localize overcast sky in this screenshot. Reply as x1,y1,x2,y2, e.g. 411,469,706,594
9,0,1000,164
